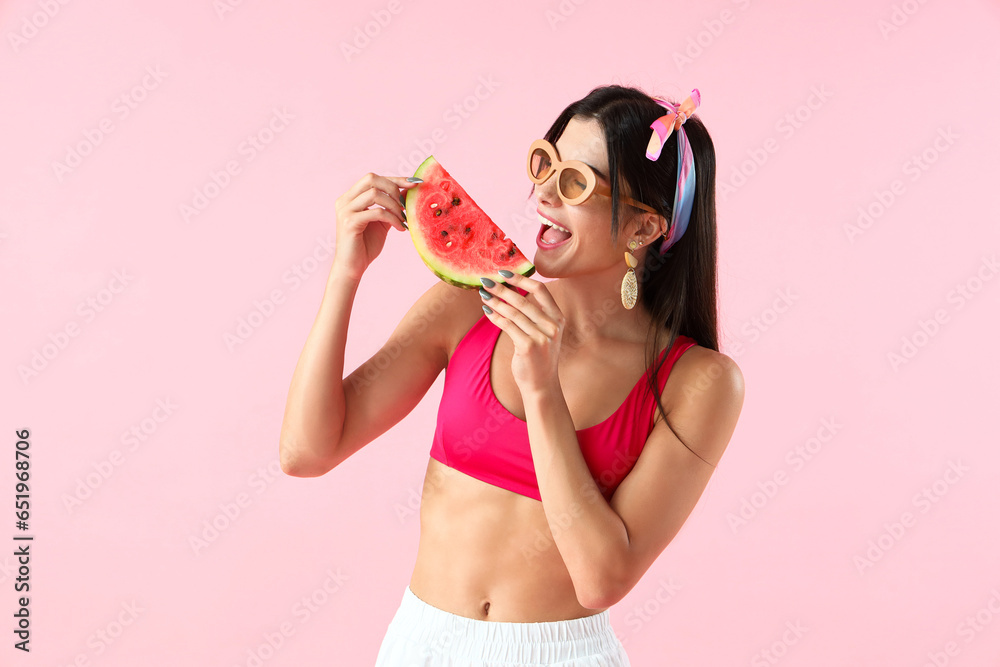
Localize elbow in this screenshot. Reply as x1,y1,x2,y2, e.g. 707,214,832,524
578,587,620,611
577,540,639,609
278,445,308,477
279,438,337,478
279,449,306,477
576,567,629,610
579,588,624,611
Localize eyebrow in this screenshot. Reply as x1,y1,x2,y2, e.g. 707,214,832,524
551,141,609,181
586,162,609,181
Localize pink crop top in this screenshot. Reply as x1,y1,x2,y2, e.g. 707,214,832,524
429,306,697,502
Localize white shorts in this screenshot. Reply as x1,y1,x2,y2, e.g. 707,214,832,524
374,585,631,666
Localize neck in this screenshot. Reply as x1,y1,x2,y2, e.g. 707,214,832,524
546,263,655,351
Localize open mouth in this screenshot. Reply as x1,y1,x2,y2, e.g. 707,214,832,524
537,213,573,248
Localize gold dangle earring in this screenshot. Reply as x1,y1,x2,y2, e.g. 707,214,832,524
621,239,639,310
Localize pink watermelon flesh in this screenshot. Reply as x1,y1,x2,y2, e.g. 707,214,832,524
405,157,535,289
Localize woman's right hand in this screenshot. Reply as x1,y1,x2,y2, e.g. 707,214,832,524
333,173,418,281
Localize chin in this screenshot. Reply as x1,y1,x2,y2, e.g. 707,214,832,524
530,254,548,274
529,253,558,279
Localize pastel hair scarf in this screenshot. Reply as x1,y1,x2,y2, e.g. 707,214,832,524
645,89,701,254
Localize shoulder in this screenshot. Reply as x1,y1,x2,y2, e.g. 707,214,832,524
655,344,745,465
669,344,744,407
391,280,482,366
410,280,487,362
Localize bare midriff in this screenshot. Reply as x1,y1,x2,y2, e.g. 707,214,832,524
408,456,609,622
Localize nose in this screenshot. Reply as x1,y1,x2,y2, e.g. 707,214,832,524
532,170,562,208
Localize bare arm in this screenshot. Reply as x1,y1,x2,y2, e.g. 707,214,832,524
278,266,361,477
279,171,409,476
279,275,474,476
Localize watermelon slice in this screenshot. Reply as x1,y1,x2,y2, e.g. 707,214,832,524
404,156,534,289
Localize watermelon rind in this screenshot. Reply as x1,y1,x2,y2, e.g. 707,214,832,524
404,156,535,289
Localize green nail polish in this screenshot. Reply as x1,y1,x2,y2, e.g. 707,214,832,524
497,269,514,278
478,288,492,300
480,277,495,288
406,177,423,183
482,304,493,315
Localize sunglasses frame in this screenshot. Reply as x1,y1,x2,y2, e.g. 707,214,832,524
527,139,658,214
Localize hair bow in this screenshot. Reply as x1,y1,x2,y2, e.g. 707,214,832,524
645,89,701,254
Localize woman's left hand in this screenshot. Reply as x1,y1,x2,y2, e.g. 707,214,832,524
479,272,565,394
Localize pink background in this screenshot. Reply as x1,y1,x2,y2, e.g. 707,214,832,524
2,0,999,665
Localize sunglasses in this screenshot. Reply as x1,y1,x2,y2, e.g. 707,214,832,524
527,139,657,213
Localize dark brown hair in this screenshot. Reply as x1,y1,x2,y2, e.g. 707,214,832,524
532,84,719,463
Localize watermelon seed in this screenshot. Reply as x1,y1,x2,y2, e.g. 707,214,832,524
507,248,516,257
434,209,442,216
464,226,471,234
446,241,453,247
430,203,438,208
491,232,498,240
452,197,461,206
440,230,448,237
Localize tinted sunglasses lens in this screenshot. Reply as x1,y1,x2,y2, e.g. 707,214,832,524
558,167,589,200
529,148,551,180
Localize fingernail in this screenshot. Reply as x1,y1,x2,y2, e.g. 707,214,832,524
401,220,408,230
478,288,492,300
482,304,493,314
399,193,406,205
406,177,423,183
480,277,495,288
497,269,514,278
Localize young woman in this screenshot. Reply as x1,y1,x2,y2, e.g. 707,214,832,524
279,84,745,666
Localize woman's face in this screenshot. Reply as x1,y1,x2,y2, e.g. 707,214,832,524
531,116,641,278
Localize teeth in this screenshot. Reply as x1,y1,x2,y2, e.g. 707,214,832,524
538,214,570,234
